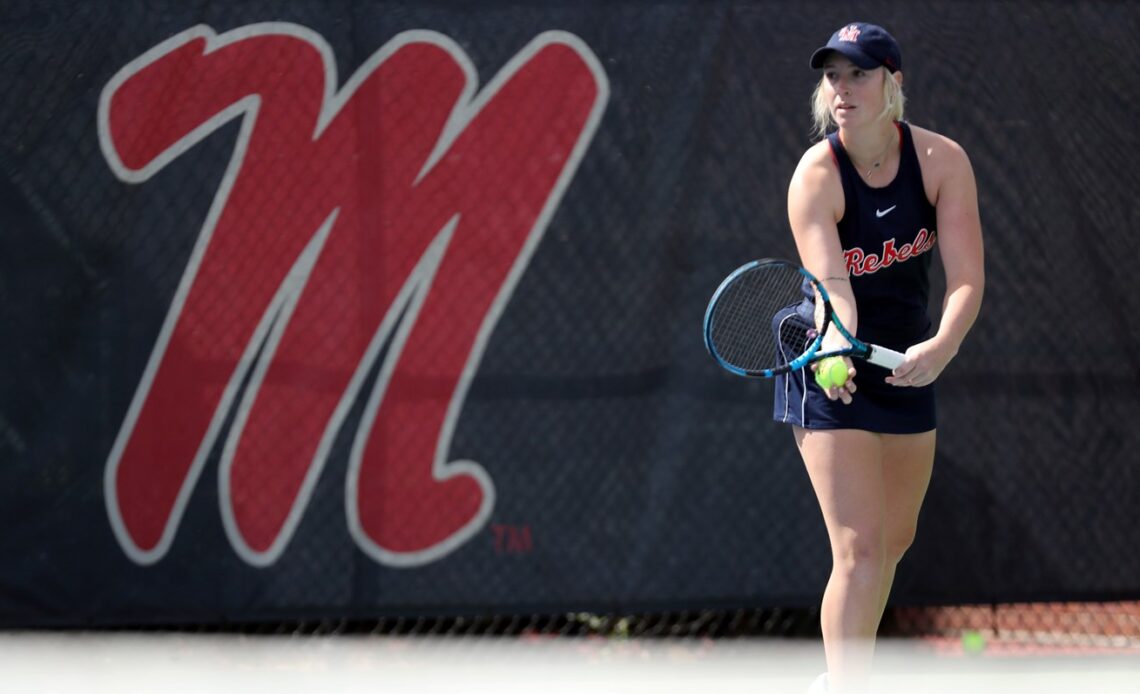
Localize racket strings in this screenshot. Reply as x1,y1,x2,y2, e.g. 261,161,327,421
708,265,814,373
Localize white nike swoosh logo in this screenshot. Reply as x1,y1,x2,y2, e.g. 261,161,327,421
875,205,897,218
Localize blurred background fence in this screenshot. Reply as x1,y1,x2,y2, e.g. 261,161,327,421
1,1,1137,646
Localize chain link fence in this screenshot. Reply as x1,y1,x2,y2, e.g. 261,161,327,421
2,1,1138,652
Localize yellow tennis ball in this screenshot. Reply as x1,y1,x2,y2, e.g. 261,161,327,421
961,630,987,655
813,356,849,389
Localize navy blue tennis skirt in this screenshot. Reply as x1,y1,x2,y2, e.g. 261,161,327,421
771,301,936,434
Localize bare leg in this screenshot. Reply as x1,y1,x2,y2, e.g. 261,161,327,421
795,427,886,694
875,431,937,622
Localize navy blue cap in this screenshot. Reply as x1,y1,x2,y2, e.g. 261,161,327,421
810,22,902,73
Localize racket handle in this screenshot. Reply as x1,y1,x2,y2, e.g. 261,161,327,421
865,345,906,370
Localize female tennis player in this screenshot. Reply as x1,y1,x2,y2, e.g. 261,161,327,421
777,22,985,694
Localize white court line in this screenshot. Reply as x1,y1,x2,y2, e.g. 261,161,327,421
1,632,1138,694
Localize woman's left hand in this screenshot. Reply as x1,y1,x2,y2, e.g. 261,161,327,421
885,338,955,388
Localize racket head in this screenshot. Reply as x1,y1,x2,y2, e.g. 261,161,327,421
703,259,832,378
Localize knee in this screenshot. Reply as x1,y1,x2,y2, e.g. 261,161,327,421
832,531,886,581
885,524,918,565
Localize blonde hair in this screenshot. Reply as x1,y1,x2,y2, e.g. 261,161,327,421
810,68,906,140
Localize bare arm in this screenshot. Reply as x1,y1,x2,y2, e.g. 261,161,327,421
787,143,858,401
887,136,984,387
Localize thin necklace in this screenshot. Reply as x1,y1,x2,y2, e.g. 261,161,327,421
850,132,895,178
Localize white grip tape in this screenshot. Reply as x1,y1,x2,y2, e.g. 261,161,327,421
866,345,906,370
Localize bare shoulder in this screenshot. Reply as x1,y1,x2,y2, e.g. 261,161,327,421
909,124,976,206
792,139,837,182
789,139,843,220
909,124,973,178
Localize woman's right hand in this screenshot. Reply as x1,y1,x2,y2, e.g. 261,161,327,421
812,357,857,404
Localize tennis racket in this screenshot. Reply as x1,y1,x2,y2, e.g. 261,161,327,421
703,258,906,378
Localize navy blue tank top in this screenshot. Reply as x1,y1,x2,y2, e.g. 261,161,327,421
828,122,937,343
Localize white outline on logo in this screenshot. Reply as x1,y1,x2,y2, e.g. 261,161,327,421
98,23,610,568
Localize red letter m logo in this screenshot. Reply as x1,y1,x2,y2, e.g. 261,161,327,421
98,24,608,567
